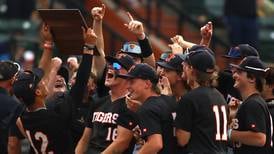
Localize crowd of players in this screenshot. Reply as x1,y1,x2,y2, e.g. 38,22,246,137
1,4,274,154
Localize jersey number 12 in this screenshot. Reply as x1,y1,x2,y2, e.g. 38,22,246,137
26,130,53,154
213,105,228,141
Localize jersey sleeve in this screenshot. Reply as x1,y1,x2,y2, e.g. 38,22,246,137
175,96,196,132
243,101,267,133
137,105,162,138
85,105,95,129
9,123,25,139
117,109,138,130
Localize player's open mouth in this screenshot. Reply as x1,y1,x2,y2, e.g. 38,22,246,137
106,70,115,79
55,80,65,88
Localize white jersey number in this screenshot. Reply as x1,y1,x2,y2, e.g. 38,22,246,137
213,105,228,141
26,130,53,154
106,127,118,141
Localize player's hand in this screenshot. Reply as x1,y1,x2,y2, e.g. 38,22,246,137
168,43,183,54
51,57,62,70
91,4,106,21
157,76,172,96
82,27,97,45
200,21,213,41
126,93,142,112
171,35,185,48
41,23,53,43
228,97,241,120
124,12,145,39
67,56,79,72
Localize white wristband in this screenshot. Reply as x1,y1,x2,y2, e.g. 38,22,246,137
228,128,233,140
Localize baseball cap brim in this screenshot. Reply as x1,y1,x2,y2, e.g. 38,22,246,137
222,55,242,59
105,56,126,69
229,63,242,69
116,74,135,79
156,61,176,71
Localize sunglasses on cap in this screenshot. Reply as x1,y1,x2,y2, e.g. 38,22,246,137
112,62,122,70
121,42,141,55
227,47,241,58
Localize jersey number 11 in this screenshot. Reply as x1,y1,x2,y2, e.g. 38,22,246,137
213,105,228,141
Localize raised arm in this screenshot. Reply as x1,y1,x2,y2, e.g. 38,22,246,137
39,24,53,78
125,12,156,68
70,28,98,103
91,4,106,78
200,21,213,47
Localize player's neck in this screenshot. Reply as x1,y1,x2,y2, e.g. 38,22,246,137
0,81,11,94
172,82,186,101
27,97,46,112
241,87,259,101
110,87,128,102
190,81,200,90
142,91,159,103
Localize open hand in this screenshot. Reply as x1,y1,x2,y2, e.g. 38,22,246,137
168,43,183,54
157,76,172,96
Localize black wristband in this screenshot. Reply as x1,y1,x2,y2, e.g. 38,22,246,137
83,45,99,56
138,37,153,58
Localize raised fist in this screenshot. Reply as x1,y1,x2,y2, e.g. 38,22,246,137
41,23,53,42
91,4,106,21
200,21,213,40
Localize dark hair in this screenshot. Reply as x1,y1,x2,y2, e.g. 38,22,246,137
195,69,218,87
246,72,265,92
265,67,274,86
151,82,160,93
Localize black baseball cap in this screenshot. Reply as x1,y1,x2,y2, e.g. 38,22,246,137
12,68,44,106
57,65,69,84
119,63,159,84
230,56,269,76
223,44,259,59
185,46,216,73
0,60,20,81
157,54,184,72
105,54,135,71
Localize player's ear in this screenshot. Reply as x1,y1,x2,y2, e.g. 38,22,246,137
144,80,152,89
35,88,41,96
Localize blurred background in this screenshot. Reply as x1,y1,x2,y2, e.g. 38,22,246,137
0,0,273,71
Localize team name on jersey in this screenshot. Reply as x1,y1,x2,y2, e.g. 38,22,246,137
92,112,119,124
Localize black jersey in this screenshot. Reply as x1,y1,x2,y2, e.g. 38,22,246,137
232,94,273,154
266,98,274,153
175,87,228,154
0,88,22,154
86,95,137,153
20,109,72,154
217,70,241,101
136,96,176,154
